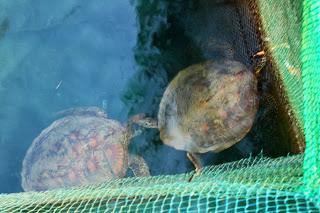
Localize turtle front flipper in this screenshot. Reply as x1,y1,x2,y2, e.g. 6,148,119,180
187,152,203,182
252,51,267,76
128,154,150,177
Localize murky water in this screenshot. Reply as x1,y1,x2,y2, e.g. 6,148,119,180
0,0,288,193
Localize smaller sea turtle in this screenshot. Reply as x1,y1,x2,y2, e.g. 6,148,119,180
133,53,266,180
21,107,149,191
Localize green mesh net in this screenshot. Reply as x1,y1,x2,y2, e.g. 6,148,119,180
301,0,320,197
1,0,320,212
257,0,306,153
0,154,318,212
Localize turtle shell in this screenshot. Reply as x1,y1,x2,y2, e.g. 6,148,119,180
158,60,258,153
21,107,129,191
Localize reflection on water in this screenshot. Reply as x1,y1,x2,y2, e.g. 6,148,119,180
0,0,289,193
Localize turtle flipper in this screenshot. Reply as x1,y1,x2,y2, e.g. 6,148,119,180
187,152,202,182
252,51,267,76
128,154,150,177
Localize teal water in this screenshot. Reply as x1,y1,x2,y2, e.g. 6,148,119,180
0,0,288,193
0,0,140,193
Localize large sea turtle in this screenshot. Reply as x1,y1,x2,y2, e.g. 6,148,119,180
21,107,149,191
133,53,266,179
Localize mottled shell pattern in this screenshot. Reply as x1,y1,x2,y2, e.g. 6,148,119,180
158,60,258,153
21,107,130,191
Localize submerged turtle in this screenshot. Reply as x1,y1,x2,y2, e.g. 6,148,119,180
133,53,266,179
21,107,149,191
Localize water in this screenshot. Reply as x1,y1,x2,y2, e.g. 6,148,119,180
0,0,288,194
0,0,140,193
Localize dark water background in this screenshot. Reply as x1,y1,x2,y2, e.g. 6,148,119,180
0,0,288,193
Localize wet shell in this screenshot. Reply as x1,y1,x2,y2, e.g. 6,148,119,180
21,108,129,191
158,60,258,153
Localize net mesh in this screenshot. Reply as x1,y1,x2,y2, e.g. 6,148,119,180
0,154,319,212
301,0,320,197
257,0,306,153
1,0,320,212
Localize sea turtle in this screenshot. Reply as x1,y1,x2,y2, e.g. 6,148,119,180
21,107,149,191
133,53,266,179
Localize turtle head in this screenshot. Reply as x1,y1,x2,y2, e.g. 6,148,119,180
130,113,158,129
125,113,158,140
